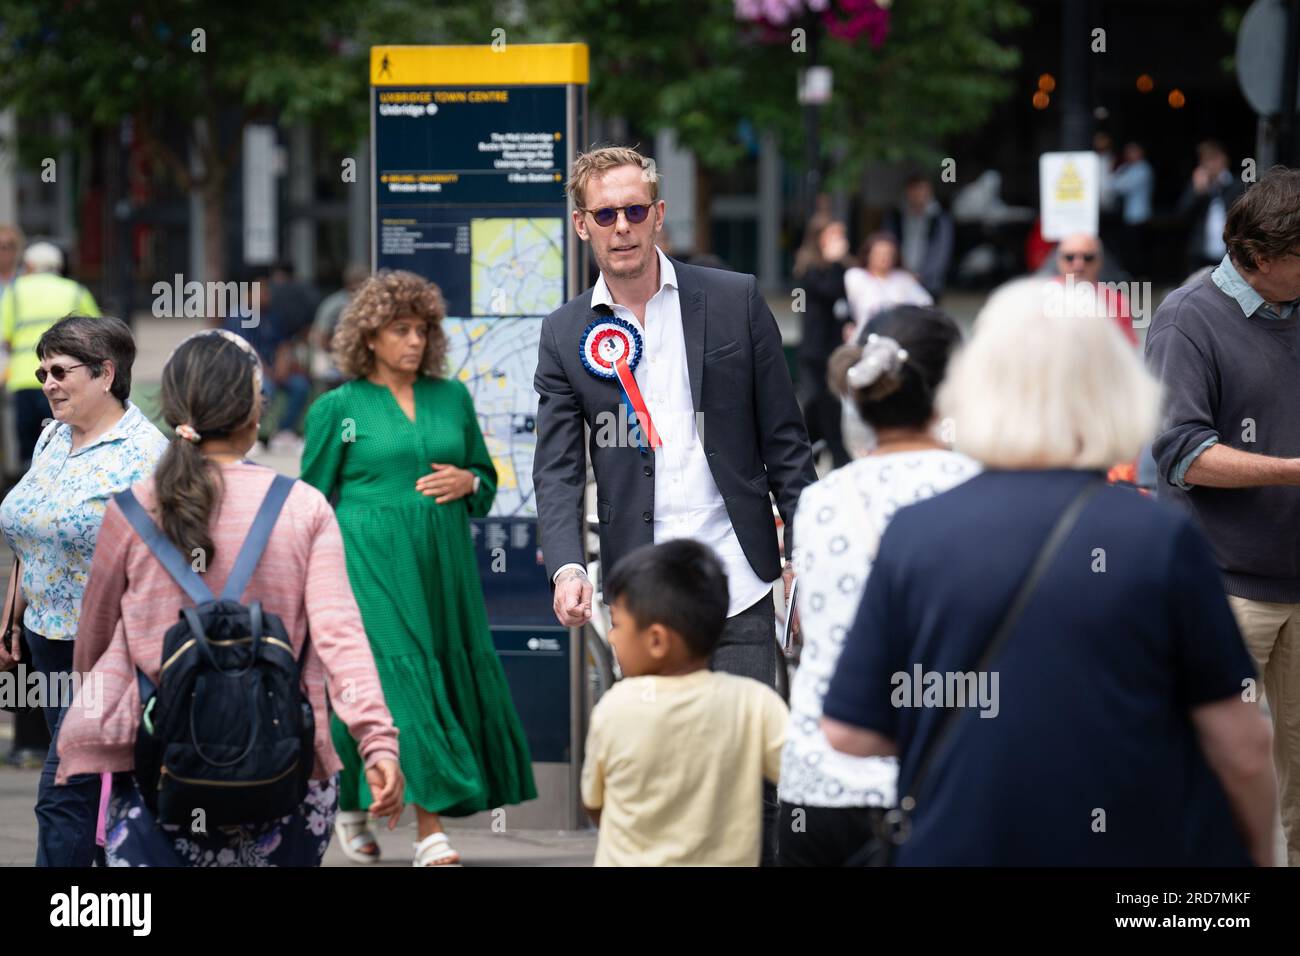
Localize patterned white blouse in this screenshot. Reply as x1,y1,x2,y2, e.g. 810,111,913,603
780,449,979,808
0,401,167,640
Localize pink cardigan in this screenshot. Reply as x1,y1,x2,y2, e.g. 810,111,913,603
56,462,399,783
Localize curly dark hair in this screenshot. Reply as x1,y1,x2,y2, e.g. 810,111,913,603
332,270,448,379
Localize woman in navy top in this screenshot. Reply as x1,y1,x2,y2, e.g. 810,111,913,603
822,279,1276,866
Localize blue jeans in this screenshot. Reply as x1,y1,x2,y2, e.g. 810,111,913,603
264,373,311,435
26,626,103,867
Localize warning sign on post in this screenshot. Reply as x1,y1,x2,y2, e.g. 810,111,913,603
1039,151,1100,241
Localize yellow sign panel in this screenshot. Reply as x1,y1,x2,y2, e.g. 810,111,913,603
371,43,589,86
1055,160,1085,203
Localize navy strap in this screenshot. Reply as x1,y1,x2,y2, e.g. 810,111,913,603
114,488,215,606
221,474,295,602
123,475,296,704
137,669,155,703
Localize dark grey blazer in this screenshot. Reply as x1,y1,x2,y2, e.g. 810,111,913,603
532,257,816,584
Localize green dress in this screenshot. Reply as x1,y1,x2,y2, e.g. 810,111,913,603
301,376,536,815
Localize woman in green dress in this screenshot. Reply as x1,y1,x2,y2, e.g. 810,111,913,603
300,270,535,867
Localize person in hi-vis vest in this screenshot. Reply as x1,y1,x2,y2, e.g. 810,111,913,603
0,242,100,468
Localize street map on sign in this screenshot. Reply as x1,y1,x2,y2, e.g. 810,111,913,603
443,317,543,517
470,217,564,317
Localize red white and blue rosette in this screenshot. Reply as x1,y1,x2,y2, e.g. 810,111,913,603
580,314,662,451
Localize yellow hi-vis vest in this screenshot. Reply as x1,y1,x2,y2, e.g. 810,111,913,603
0,273,101,391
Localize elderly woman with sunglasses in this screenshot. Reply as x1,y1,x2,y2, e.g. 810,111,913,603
0,315,168,866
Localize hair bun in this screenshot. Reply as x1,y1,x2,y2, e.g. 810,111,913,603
846,333,909,399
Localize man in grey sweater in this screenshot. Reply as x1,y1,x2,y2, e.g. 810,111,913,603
1146,166,1300,865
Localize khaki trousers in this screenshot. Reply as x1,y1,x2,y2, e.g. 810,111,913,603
1227,595,1300,866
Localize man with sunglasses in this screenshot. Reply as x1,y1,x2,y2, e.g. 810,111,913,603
1052,232,1136,345
535,146,814,863
0,242,100,471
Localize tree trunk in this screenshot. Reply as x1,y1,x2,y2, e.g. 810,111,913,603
693,164,713,256
201,167,225,288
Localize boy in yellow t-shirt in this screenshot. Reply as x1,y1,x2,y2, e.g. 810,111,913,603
581,539,788,866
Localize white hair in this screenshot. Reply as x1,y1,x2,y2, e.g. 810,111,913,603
22,241,63,273
937,278,1160,469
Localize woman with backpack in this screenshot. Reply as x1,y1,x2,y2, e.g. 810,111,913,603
54,329,404,866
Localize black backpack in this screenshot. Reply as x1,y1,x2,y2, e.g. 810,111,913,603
115,474,315,828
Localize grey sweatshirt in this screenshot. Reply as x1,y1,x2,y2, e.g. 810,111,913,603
1146,273,1300,602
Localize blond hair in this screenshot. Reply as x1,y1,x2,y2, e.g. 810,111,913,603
566,146,659,209
937,278,1160,469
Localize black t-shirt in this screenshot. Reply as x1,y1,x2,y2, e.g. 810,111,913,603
823,468,1256,866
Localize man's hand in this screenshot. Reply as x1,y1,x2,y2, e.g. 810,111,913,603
1183,444,1300,489
554,568,593,628
364,758,406,829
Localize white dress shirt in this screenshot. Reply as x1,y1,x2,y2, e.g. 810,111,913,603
555,248,774,617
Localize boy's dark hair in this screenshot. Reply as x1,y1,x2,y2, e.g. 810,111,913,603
827,305,962,430
604,539,729,659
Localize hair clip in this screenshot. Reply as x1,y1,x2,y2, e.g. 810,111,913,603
847,333,909,389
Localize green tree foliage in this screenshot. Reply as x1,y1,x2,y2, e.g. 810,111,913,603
0,0,1026,273
536,0,1028,181
0,0,535,277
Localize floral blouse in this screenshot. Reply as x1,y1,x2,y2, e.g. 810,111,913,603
780,449,979,808
0,401,168,640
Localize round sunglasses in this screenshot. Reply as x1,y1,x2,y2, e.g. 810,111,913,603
1059,251,1098,263
581,203,652,227
35,362,89,384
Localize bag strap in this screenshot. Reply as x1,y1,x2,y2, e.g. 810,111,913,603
114,488,215,606
900,477,1105,812
2,557,19,656
220,474,295,602
127,475,298,703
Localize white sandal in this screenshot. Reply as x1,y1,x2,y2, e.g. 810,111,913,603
334,810,381,864
412,831,462,867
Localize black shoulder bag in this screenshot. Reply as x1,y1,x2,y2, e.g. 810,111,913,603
849,478,1104,866
1,559,28,713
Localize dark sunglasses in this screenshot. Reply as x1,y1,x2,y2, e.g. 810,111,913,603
1059,251,1097,263
35,363,88,384
582,204,651,227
